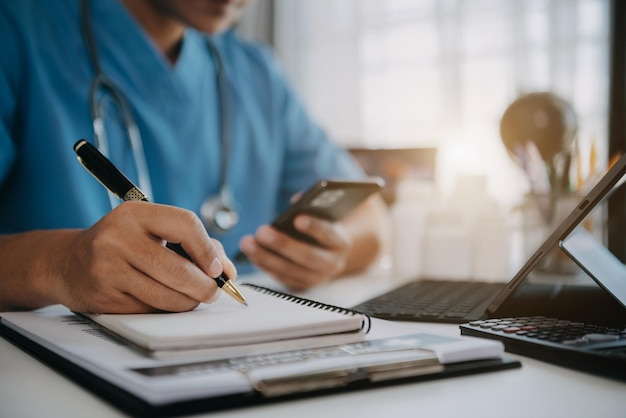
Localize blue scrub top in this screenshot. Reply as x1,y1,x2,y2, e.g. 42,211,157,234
0,0,364,271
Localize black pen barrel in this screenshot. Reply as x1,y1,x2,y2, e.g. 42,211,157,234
73,139,136,200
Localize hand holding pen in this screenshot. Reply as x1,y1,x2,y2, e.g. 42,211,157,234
73,139,246,309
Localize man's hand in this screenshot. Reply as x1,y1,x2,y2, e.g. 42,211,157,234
239,215,352,290
239,195,387,290
0,201,236,313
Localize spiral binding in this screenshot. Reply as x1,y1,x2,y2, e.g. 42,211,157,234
243,284,372,333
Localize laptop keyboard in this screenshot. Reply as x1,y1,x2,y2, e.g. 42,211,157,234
352,280,505,323
460,316,626,380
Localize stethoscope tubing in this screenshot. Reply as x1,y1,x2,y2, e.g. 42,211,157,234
79,0,237,231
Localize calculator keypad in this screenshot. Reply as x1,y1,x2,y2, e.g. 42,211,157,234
460,316,626,379
467,316,626,346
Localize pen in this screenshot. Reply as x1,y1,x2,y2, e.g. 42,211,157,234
73,139,247,306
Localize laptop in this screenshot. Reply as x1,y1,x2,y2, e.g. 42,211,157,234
353,153,626,325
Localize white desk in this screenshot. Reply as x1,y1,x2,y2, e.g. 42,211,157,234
1,271,625,418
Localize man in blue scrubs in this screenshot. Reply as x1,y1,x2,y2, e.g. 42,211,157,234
0,0,388,313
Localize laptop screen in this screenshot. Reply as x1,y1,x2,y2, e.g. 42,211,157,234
560,227,626,310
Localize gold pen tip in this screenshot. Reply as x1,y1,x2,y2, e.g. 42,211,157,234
221,281,248,306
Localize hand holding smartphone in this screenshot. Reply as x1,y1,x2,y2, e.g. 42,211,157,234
271,178,384,245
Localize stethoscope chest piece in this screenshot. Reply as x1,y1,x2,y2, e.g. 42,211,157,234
200,186,239,233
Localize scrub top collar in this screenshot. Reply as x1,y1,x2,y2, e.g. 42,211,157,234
86,0,221,104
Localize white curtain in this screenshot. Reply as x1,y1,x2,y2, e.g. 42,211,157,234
273,0,611,206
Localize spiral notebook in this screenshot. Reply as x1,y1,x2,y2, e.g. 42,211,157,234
80,284,369,359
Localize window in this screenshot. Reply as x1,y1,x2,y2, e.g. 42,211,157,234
274,0,611,208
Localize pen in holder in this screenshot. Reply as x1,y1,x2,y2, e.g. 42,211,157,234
500,92,582,278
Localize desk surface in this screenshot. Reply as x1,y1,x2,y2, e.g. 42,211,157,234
2,270,625,418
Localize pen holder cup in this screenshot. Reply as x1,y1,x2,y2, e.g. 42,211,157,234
519,192,603,277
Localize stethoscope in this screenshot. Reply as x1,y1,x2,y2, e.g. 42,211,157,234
80,0,240,233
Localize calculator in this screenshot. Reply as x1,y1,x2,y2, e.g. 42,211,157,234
460,316,626,380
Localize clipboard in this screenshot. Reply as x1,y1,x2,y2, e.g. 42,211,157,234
0,306,520,417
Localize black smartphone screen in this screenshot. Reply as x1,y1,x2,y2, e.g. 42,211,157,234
271,178,384,245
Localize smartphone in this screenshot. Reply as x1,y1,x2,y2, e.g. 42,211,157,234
271,178,384,245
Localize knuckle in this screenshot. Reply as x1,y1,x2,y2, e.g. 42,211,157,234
178,208,203,231
141,242,166,269
211,238,225,253
338,228,352,246
197,286,217,303
146,287,173,309
115,200,141,219
167,259,194,283
331,259,345,276
88,227,116,254
301,217,323,236
147,287,199,313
